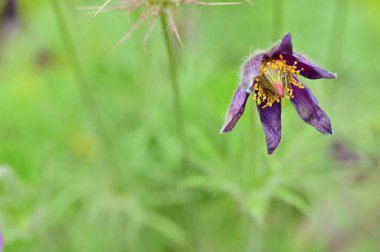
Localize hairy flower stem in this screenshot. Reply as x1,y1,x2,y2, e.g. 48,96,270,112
160,14,187,171
328,0,350,72
50,0,113,160
160,14,200,249
326,0,349,102
273,0,283,40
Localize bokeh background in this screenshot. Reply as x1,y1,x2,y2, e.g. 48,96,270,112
1,0,380,251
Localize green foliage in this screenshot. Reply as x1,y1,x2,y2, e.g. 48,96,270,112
1,0,380,251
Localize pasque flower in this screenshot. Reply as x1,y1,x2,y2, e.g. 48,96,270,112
221,33,336,154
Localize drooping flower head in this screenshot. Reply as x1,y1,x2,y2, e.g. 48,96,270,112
221,33,336,154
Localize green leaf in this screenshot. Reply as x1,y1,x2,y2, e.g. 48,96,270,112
272,188,310,214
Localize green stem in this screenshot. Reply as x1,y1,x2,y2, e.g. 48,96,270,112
327,0,350,101
273,0,283,40
327,0,350,71
50,0,112,155
245,216,263,252
160,15,187,168
160,14,198,251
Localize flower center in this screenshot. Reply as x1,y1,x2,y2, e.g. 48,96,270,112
253,54,304,108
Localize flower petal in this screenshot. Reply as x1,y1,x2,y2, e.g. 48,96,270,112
267,32,293,58
240,53,265,93
282,53,336,79
290,82,332,134
220,86,249,133
257,102,282,154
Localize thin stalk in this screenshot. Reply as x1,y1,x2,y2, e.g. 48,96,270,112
160,14,187,169
244,0,284,250
245,215,263,252
160,14,199,251
327,0,350,102
327,0,350,130
273,0,283,40
50,0,112,156
327,0,350,71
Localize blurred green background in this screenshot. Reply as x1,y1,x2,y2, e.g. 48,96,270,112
1,0,380,251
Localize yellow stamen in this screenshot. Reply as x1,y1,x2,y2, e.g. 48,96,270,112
252,56,304,109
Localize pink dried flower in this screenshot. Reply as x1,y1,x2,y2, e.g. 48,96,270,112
80,0,241,51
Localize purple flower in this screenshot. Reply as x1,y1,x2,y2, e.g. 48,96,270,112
221,33,336,154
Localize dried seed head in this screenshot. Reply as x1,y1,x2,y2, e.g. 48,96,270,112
80,0,242,51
